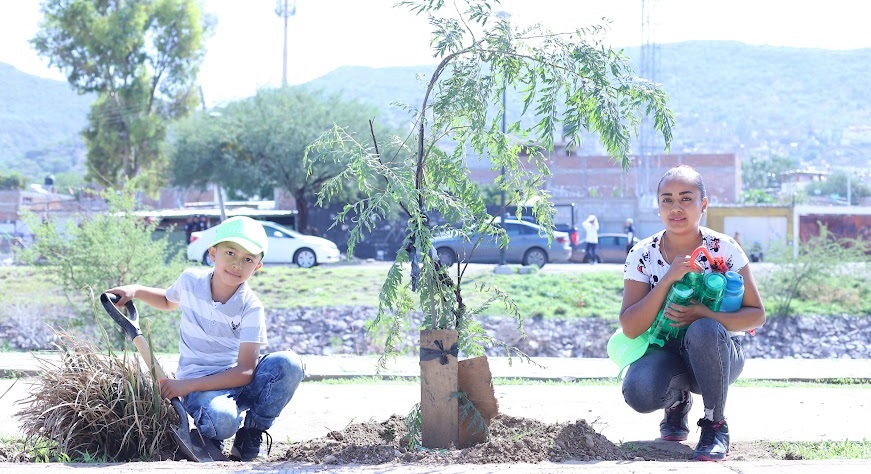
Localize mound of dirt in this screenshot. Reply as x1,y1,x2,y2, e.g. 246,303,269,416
279,413,630,465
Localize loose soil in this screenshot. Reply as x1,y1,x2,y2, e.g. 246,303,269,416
0,412,786,464
269,413,779,465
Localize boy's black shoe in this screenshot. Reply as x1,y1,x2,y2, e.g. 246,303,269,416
692,418,730,461
659,391,691,441
229,427,272,462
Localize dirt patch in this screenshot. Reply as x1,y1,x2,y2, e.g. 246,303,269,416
274,413,778,465
0,420,783,465
271,413,785,465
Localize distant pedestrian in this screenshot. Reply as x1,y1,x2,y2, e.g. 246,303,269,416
197,215,208,231
732,231,742,248
184,217,197,244
582,215,599,264
624,218,636,254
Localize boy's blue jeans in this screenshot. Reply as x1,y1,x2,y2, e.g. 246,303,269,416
621,318,744,422
182,351,305,440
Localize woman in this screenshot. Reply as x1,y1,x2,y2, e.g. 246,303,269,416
619,165,765,461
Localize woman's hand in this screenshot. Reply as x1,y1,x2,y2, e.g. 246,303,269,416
663,253,697,286
662,300,708,327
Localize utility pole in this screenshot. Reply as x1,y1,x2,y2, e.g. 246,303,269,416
199,85,227,221
275,0,297,87
639,0,659,205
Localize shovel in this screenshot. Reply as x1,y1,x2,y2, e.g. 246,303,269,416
100,293,225,462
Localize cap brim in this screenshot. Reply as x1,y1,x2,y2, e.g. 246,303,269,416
212,237,265,256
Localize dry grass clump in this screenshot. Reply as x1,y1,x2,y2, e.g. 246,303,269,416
16,330,178,461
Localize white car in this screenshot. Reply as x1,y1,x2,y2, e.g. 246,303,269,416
186,220,341,268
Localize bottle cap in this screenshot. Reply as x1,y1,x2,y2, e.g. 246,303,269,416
703,272,726,291
724,271,744,290
670,282,695,303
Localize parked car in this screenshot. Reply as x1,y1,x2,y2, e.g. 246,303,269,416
433,220,572,268
187,220,341,268
573,232,639,264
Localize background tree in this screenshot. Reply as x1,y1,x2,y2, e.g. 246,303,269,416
31,0,211,192
0,172,28,190
169,87,386,231
805,170,870,205
742,154,797,192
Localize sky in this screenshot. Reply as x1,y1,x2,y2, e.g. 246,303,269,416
1,0,869,106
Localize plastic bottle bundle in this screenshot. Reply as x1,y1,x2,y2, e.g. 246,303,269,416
647,282,695,347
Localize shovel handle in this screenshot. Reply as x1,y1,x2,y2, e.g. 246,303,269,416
100,293,141,339
131,334,168,381
100,292,167,381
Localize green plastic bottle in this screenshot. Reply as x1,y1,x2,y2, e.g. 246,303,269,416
681,271,705,296
700,273,727,311
648,282,695,347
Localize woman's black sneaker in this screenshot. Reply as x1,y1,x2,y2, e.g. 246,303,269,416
659,391,691,441
692,418,730,461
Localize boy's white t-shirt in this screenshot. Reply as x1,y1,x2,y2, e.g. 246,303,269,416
623,226,749,336
165,268,268,379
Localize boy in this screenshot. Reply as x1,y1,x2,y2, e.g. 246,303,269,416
108,216,305,461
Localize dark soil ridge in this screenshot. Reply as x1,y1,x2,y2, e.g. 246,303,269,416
274,413,778,465
280,414,627,465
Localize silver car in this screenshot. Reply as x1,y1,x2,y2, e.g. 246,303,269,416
433,220,572,268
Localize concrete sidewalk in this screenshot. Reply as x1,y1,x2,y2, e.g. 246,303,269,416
4,352,871,381
2,353,870,473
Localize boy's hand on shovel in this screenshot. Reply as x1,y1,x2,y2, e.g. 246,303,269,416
106,286,137,307
160,378,195,400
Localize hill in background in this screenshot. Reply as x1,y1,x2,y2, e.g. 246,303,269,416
304,41,871,168
2,41,869,182
0,63,91,180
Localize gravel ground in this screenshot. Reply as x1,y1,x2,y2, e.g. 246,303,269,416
2,303,868,359
268,306,871,360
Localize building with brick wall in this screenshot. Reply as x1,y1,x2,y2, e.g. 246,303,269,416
469,152,740,238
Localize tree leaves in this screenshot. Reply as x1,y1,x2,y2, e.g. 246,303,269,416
32,0,210,191
309,0,675,358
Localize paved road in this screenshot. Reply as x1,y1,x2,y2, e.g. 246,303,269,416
2,355,870,473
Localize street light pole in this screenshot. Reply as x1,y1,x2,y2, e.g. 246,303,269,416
275,0,297,87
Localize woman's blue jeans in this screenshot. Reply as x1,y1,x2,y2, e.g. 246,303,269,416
182,351,305,440
622,318,744,422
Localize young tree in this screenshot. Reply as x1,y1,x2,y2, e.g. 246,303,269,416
307,0,674,360
31,0,211,192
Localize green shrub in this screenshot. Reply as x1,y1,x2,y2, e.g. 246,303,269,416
18,189,188,351
761,225,870,317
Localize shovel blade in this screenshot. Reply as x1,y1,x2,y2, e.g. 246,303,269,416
169,424,215,462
